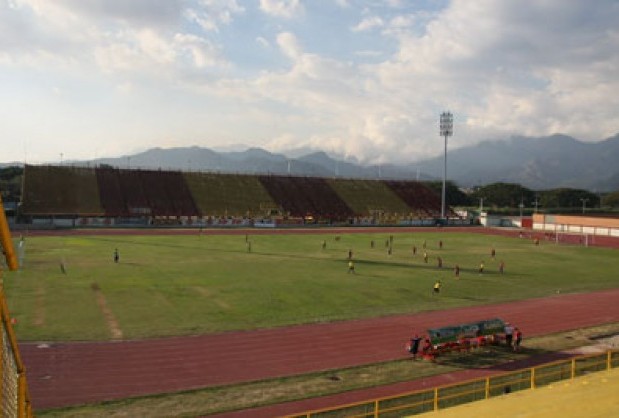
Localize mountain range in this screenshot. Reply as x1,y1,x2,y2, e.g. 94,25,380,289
7,133,619,192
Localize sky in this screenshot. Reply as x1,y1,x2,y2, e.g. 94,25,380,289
1,0,618,165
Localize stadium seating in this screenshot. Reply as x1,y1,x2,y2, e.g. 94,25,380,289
21,166,453,224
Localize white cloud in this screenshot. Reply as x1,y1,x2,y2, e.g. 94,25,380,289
259,0,303,19
351,16,384,32
1,0,619,165
255,36,270,48
184,0,245,32
2,0,230,75
276,31,302,60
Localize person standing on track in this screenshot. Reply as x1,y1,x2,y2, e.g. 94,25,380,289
409,334,422,360
504,322,515,348
513,327,523,351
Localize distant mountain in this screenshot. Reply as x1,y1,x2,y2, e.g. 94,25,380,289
40,132,619,192
87,146,426,180
415,134,619,191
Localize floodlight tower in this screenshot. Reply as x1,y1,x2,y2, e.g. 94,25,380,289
439,111,453,220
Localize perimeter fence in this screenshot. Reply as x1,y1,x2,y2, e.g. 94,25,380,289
288,349,619,418
0,289,33,417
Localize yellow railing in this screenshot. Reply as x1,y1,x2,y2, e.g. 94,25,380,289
0,290,33,417
0,194,34,417
287,349,619,418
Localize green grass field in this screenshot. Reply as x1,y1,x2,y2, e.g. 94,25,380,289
3,230,618,341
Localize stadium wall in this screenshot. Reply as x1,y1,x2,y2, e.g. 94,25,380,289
533,214,619,237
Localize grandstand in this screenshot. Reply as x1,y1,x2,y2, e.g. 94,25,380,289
184,172,275,218
19,165,462,226
384,180,449,218
326,178,413,222
258,175,355,221
21,165,104,217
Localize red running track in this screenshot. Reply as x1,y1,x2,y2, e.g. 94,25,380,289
20,288,619,411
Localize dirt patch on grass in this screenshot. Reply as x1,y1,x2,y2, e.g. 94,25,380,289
33,284,45,327
91,283,123,340
193,286,230,309
192,286,211,297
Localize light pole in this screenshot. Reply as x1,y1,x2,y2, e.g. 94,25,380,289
532,196,539,213
580,198,589,214
439,111,453,220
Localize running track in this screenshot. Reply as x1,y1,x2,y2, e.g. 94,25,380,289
16,227,619,412
20,289,619,412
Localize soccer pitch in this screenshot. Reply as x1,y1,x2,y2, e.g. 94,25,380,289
3,230,618,341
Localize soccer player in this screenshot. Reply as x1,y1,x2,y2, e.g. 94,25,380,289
433,280,442,294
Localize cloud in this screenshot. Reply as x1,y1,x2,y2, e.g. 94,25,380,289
51,0,184,26
276,31,302,60
255,36,270,48
184,0,245,32
1,0,232,74
351,16,384,32
254,0,619,163
2,0,619,165
259,0,303,19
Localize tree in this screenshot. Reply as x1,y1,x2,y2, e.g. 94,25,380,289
0,166,23,202
539,188,599,209
602,191,619,208
470,183,534,208
424,181,473,206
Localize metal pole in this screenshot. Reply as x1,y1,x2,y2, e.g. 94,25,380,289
439,112,453,221
442,133,447,219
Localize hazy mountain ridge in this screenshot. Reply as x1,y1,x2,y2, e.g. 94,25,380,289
5,133,619,191
416,134,619,191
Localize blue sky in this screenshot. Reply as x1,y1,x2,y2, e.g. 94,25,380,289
1,0,618,165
